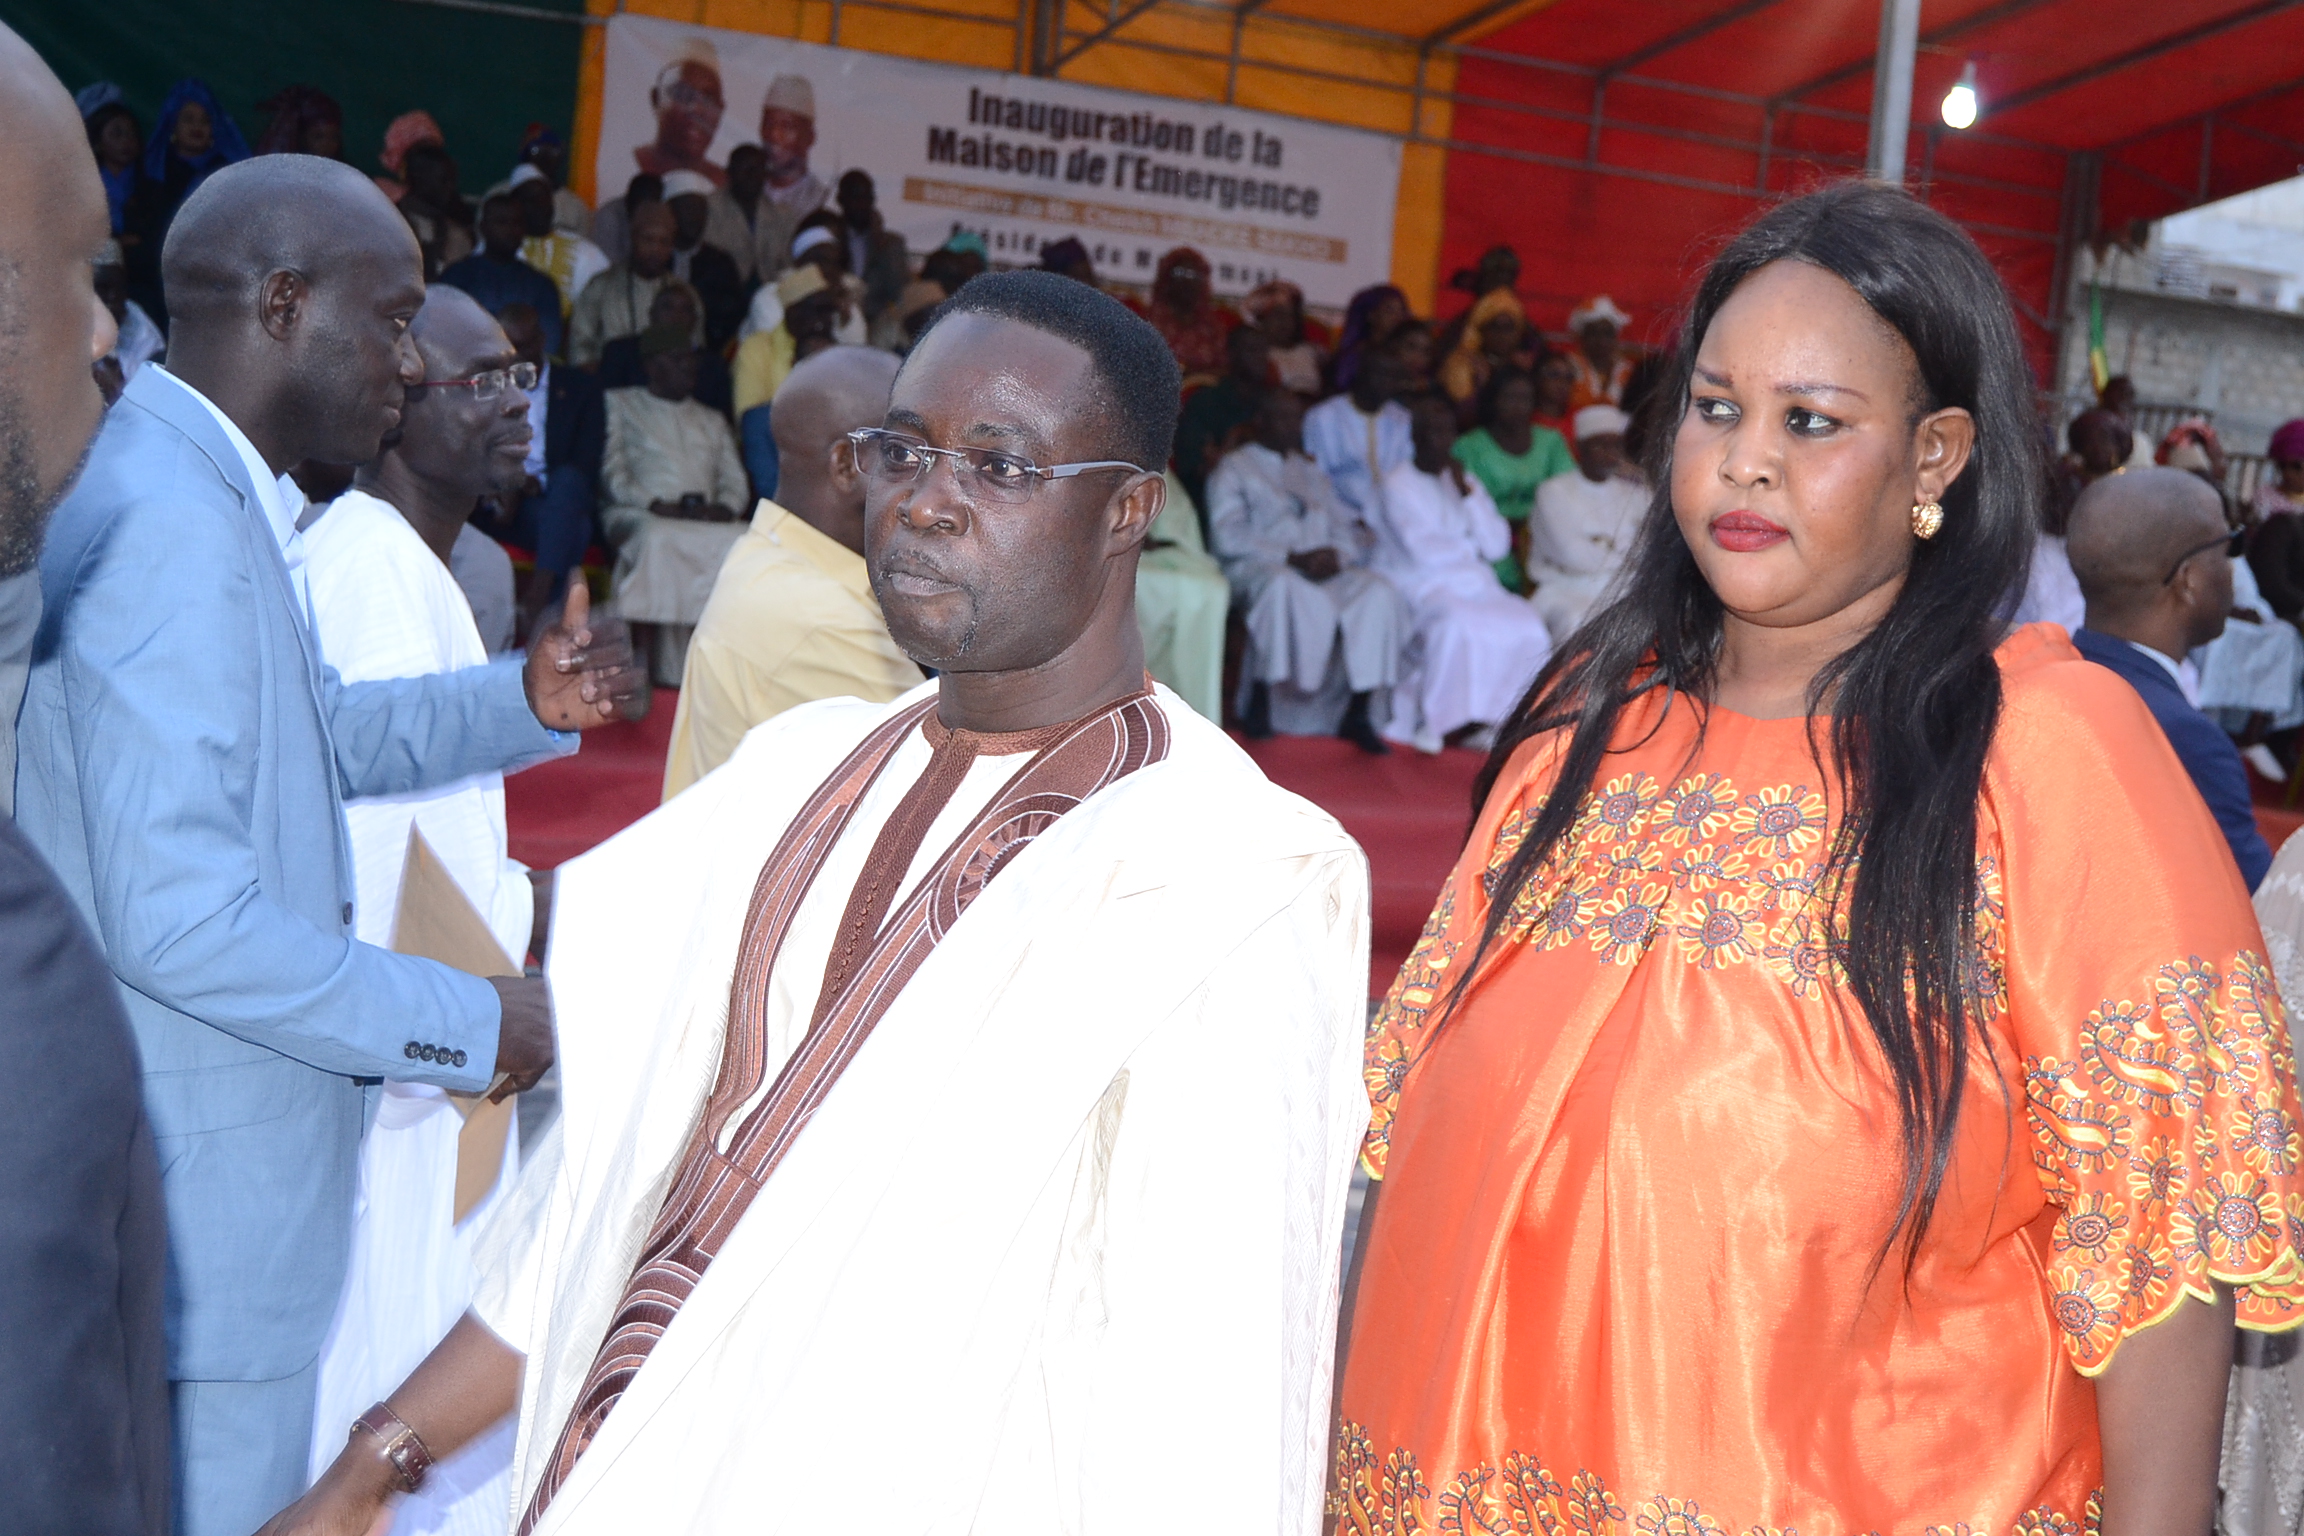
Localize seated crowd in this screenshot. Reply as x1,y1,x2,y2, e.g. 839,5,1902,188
2009,377,2304,892
87,72,1664,766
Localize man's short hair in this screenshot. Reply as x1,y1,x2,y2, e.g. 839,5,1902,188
921,269,1180,471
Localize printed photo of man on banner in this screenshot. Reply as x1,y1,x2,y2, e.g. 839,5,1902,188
592,12,1401,308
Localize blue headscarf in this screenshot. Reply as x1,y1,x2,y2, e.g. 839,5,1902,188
141,78,250,188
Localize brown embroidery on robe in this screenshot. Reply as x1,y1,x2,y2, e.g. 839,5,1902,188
519,690,1170,1527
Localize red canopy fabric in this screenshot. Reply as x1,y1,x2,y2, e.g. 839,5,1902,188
1433,0,2304,377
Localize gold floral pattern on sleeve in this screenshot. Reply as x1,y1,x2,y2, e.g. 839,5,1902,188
2023,950,2304,1374
1363,882,1459,1180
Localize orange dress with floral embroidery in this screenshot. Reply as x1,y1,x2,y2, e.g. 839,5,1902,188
1339,624,2304,1536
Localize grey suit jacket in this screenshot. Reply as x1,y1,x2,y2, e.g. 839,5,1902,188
14,366,571,1382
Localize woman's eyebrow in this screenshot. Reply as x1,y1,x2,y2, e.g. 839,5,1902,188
1774,379,1871,402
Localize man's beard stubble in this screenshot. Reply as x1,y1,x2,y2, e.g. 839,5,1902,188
0,378,93,578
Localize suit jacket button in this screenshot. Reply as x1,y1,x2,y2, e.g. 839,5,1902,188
451,1050,468,1069
419,1044,436,1062
404,1041,420,1059
341,901,354,925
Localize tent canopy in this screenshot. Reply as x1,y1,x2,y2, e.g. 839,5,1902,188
584,0,2304,367
1429,0,2304,367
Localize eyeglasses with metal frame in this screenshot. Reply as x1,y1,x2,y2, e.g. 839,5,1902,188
2161,526,2247,586
407,362,541,404
846,427,1146,506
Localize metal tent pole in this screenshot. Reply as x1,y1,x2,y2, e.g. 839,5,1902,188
1865,0,1921,181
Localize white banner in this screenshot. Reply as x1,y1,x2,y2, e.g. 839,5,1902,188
595,13,1401,308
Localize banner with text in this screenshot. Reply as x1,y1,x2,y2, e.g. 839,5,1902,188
596,13,1401,307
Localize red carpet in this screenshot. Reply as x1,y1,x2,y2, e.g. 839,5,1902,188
503,692,676,872
1234,735,1480,988
503,691,1477,995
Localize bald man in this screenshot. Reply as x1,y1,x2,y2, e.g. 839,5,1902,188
13,154,645,1535
2068,466,2272,889
661,345,922,798
0,21,169,1536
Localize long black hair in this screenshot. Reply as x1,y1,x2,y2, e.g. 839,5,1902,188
1460,180,2041,1268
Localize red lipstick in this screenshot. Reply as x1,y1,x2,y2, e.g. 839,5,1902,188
1710,510,1789,553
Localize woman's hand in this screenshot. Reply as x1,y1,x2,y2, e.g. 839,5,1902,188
250,1437,399,1536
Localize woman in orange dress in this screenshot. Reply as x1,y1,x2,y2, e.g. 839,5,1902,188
1337,181,2304,1536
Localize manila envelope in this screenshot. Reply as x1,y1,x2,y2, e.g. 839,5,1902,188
390,825,522,1223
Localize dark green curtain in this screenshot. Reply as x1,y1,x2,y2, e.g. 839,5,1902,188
5,0,585,192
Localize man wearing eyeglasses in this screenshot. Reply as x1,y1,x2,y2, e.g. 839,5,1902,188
270,270,1370,1536
14,154,648,1536
2069,465,2273,890
297,284,547,1531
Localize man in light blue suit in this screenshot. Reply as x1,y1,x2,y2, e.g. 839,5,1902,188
12,154,648,1536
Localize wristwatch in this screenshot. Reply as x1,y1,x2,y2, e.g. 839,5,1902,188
352,1401,436,1494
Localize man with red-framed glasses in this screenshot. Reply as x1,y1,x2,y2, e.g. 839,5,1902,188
295,284,573,1532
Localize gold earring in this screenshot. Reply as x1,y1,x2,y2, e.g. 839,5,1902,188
1911,500,1944,540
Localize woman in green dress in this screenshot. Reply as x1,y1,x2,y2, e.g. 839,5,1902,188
1452,365,1574,592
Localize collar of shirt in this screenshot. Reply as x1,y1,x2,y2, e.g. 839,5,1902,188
151,366,310,615
2125,638,2202,707
752,498,874,601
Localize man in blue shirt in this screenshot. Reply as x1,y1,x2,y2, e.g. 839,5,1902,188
2068,465,2273,889
436,192,564,359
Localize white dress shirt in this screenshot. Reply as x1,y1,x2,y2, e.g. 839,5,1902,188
2127,638,2203,706
153,364,311,622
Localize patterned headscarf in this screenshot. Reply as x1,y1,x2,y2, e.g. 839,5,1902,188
141,79,250,184
1453,287,1525,359
2156,417,2223,469
379,110,446,176
1244,279,1302,322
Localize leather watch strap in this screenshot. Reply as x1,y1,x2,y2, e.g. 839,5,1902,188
352,1400,436,1494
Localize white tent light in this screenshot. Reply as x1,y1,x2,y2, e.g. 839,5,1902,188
1941,61,1979,130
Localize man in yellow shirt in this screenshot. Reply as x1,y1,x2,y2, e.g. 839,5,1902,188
662,346,922,798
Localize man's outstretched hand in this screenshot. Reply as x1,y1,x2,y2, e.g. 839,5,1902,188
523,582,649,726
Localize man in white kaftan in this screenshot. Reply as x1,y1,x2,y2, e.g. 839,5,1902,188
267,268,1368,1536
1371,396,1553,752
1525,404,1647,642
600,328,751,686
1206,388,1405,739
297,287,555,1536
304,488,528,1536
478,675,1365,1533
